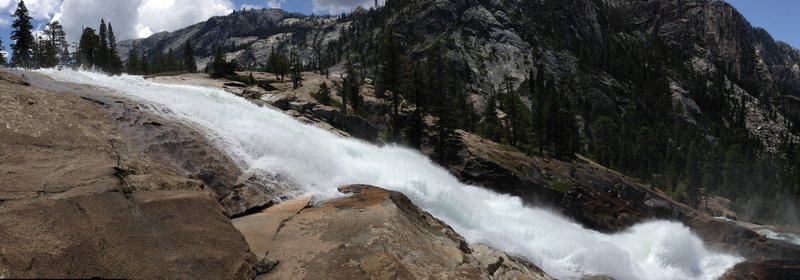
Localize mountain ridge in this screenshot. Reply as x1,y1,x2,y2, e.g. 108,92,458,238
119,0,800,225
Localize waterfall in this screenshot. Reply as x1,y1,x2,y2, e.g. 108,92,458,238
38,69,742,280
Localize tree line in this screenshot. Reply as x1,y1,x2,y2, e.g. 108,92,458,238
2,0,198,77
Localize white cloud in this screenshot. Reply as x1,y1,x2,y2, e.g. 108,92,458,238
136,0,233,38
1,0,234,43
266,0,284,9
1,0,61,20
53,0,143,43
313,0,383,14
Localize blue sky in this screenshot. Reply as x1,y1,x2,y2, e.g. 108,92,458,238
0,0,381,57
726,0,799,48
0,0,795,59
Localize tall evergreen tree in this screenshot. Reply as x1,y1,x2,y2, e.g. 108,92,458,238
209,45,235,78
97,19,109,71
530,67,546,155
107,23,124,74
0,38,7,66
126,42,140,74
479,92,502,142
686,141,703,208
44,21,67,66
10,0,34,68
290,49,302,89
166,48,178,72
406,64,426,149
343,57,362,113
316,82,333,106
182,40,197,73
77,27,100,67
340,57,360,115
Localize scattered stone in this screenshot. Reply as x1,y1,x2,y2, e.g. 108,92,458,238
254,257,279,275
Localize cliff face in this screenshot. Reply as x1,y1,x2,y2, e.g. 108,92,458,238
0,68,557,279
117,9,346,71
118,0,800,221
119,0,800,128
0,70,258,279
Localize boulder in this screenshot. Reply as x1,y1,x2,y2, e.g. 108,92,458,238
702,196,739,221
242,87,265,99
720,260,800,280
343,114,379,142
243,185,553,280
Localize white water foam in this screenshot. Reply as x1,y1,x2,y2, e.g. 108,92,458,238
38,69,742,280
757,229,800,246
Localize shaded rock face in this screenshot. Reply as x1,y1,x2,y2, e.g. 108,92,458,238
444,129,800,263
451,132,562,206
615,0,800,96
0,69,258,278
255,185,553,280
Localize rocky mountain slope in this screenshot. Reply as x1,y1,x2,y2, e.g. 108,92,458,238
0,69,257,279
119,0,800,224
0,68,554,279
173,68,800,278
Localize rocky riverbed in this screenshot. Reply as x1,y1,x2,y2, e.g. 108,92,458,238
0,68,555,279
4,68,800,279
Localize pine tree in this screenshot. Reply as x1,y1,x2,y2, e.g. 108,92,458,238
166,48,178,72
97,19,109,71
107,23,124,74
268,48,279,79
406,64,426,149
141,54,149,74
32,35,43,68
10,0,34,68
530,68,546,155
0,37,6,66
77,27,100,67
378,26,409,142
391,53,412,142
44,21,67,67
315,82,332,106
182,41,197,73
211,46,227,78
126,42,140,74
340,57,362,115
290,49,302,89
686,141,703,208
479,92,502,142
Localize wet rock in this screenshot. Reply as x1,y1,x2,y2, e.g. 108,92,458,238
702,196,739,221
720,260,800,280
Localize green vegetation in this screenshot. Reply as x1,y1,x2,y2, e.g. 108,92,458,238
10,0,34,68
549,180,573,194
314,82,333,106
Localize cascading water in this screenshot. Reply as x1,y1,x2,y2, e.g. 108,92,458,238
38,69,742,280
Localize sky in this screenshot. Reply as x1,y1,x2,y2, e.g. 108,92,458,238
0,0,795,57
726,0,799,48
0,0,382,55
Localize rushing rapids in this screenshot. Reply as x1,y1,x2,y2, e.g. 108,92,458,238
38,69,742,280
